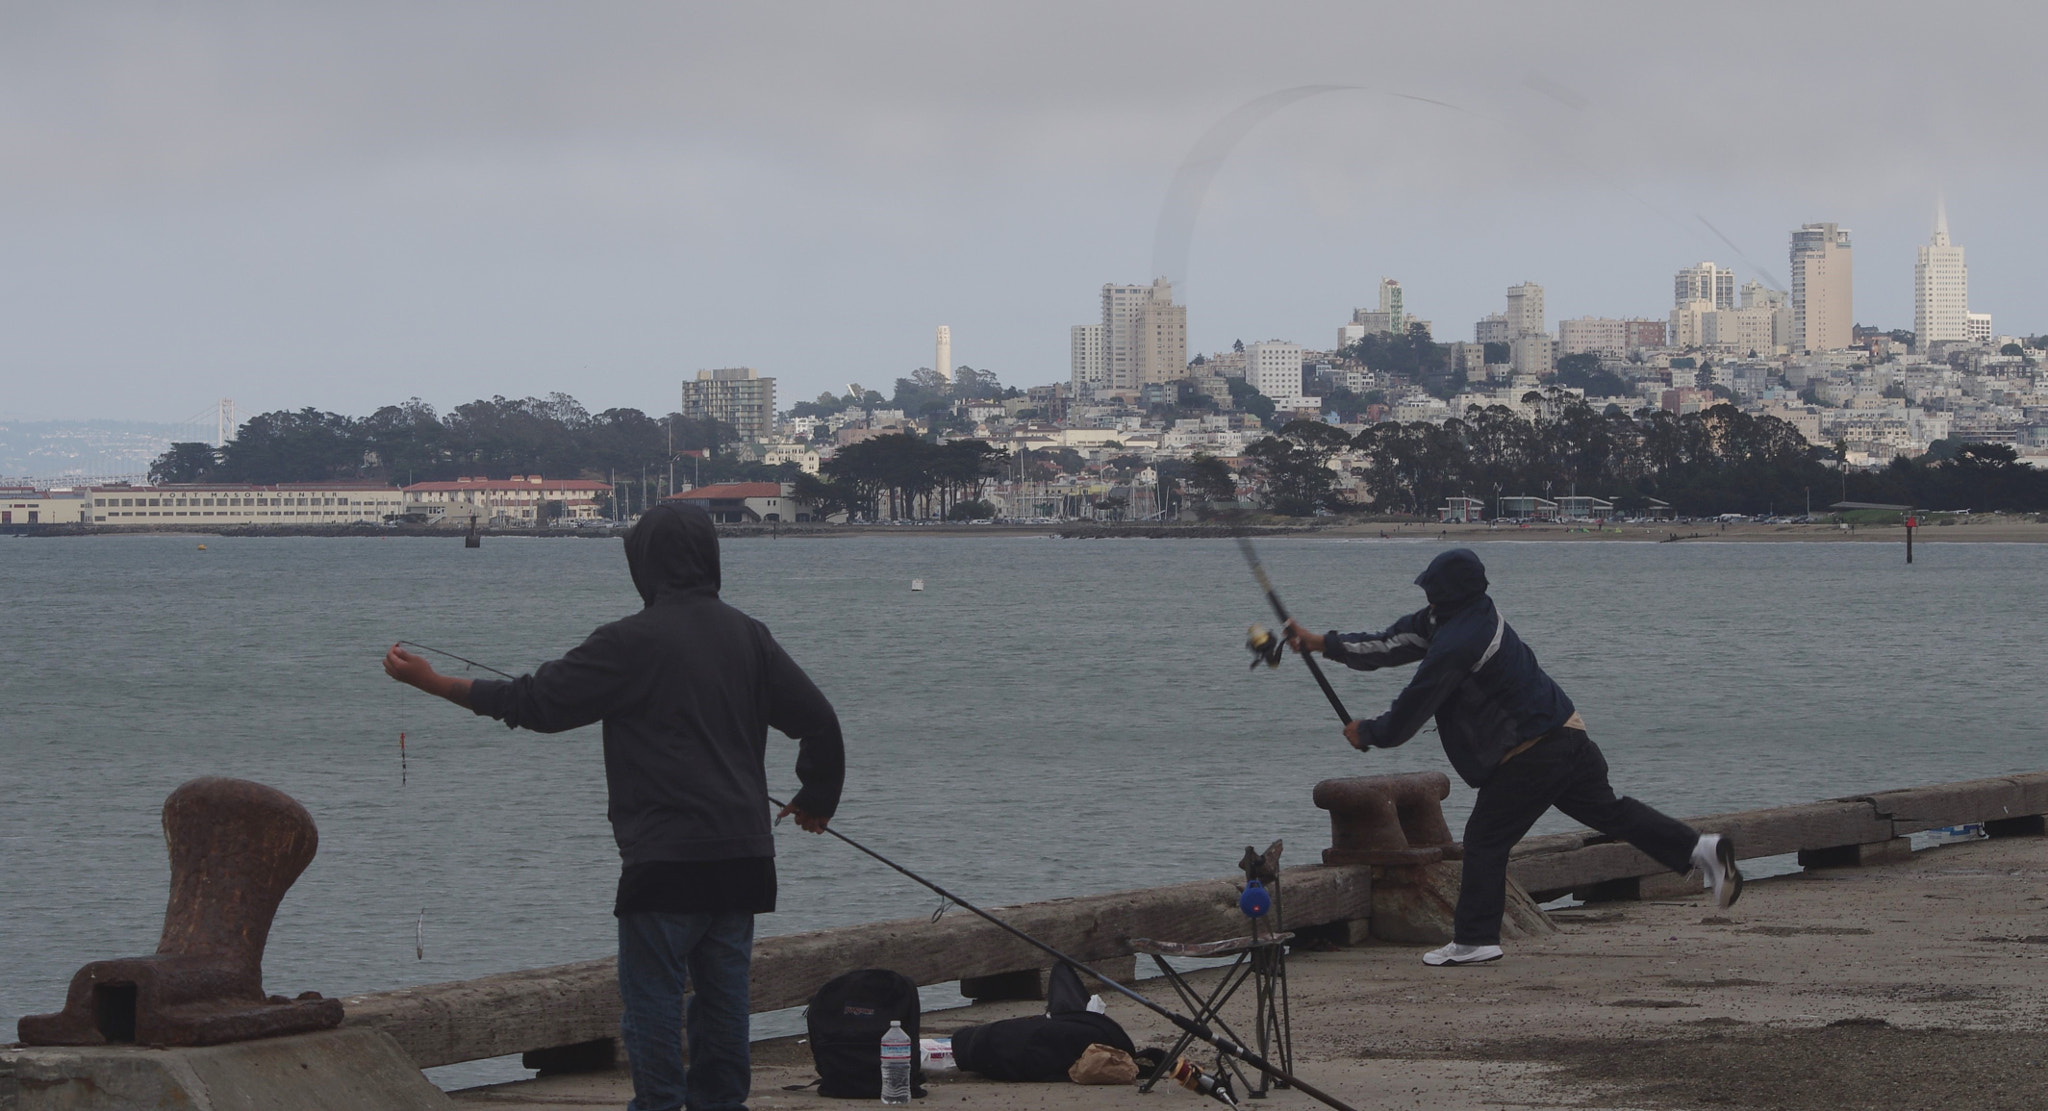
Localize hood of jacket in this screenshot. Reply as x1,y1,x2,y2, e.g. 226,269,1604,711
1415,548,1489,612
625,503,721,605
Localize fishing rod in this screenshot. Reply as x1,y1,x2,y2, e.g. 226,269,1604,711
771,794,1360,1111
396,641,516,679
1235,537,1351,725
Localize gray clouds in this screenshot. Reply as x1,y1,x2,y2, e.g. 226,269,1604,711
2,2,2043,419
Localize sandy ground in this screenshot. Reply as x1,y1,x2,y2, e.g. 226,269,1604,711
452,833,2048,1111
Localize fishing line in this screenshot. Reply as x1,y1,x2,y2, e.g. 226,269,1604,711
396,641,517,679
771,794,1360,1111
1236,537,1352,726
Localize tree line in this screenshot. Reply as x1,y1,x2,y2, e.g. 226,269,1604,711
794,434,1009,521
147,395,765,506
1244,399,2048,517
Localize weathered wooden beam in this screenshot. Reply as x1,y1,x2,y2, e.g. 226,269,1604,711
1507,773,2048,900
1849,772,2048,835
343,864,1371,1070
1508,799,1892,898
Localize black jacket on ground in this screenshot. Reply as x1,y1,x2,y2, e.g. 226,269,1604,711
1321,548,1574,788
467,504,845,876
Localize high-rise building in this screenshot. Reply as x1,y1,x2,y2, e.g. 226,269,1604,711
1245,340,1308,408
934,326,952,385
1913,202,1968,347
1675,262,1736,311
1505,282,1545,337
1474,313,1511,345
1790,223,1853,352
1101,283,1152,390
1082,278,1185,391
1069,324,1107,392
1136,280,1188,386
1379,278,1405,333
681,368,776,442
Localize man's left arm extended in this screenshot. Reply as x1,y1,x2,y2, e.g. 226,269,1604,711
384,629,635,734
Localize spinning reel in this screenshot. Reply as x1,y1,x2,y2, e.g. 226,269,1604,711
1245,624,1287,670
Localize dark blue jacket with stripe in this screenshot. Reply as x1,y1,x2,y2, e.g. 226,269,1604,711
1320,548,1575,788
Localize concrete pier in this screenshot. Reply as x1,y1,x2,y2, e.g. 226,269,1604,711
446,832,2048,1111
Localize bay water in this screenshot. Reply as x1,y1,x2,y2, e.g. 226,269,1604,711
4,533,2044,1087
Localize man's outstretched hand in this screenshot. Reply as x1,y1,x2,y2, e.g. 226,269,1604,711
383,644,474,708
776,801,830,834
1283,619,1325,655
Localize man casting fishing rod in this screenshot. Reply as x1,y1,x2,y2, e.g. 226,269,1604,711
381,502,844,1111
1284,548,1740,967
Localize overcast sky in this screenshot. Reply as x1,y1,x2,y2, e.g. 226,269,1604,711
4,2,2044,424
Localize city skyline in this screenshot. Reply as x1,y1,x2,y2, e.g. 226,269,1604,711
3,3,2044,423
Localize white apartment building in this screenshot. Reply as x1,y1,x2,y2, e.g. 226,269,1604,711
1505,282,1545,337
1245,341,1310,408
1075,280,1186,391
1675,262,1737,310
1967,312,1994,345
1559,317,1666,358
1914,202,1969,347
1670,299,1714,348
1070,323,1108,392
681,368,777,443
85,482,406,525
400,475,612,525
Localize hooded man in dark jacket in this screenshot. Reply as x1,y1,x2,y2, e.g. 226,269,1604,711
1286,548,1738,966
383,503,845,1111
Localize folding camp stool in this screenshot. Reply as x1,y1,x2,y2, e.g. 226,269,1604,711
1128,930,1293,1098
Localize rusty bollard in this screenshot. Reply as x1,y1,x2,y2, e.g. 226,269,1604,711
1312,772,1461,867
17,777,344,1047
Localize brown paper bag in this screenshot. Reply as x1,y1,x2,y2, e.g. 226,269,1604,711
1068,1042,1139,1085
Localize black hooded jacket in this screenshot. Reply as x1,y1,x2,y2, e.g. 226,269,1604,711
1321,548,1575,788
467,504,845,894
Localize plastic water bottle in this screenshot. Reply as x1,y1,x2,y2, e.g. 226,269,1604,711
879,1019,912,1104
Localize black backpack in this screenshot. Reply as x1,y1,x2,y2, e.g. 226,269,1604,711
950,963,1135,1083
803,968,927,1099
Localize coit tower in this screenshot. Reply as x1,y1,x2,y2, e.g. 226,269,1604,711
934,325,952,384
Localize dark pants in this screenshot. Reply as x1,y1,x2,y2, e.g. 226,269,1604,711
617,911,755,1111
1455,729,1698,945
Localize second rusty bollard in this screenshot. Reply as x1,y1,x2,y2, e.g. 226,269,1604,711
1312,772,1460,866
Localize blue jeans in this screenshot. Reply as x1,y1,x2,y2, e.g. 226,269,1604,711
617,911,755,1111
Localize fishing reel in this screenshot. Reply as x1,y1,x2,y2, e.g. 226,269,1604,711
1245,624,1286,670
1169,1056,1241,1108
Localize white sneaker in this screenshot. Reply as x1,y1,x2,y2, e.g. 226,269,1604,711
1423,942,1503,966
1693,833,1744,909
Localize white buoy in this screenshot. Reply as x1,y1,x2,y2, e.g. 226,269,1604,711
910,578,925,592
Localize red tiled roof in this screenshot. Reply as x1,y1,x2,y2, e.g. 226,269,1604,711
665,482,784,500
